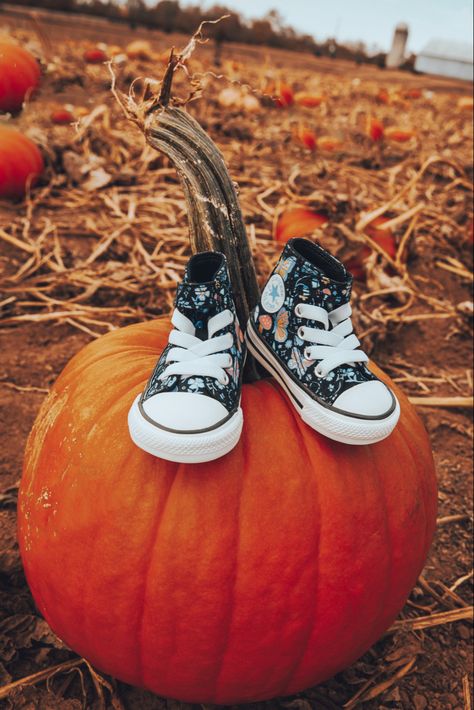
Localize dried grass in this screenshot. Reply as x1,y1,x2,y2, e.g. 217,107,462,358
1,26,472,366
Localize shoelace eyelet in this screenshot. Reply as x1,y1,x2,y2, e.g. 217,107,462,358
219,373,229,385
297,326,305,339
304,348,312,360
294,304,304,317
315,366,325,378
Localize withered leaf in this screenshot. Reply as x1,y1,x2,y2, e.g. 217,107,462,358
0,615,65,651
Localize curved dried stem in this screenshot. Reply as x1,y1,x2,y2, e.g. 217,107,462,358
114,41,263,379
142,103,261,380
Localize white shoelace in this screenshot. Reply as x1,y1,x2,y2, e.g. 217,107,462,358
295,302,368,377
158,308,234,385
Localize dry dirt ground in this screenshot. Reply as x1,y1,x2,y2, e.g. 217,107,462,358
0,6,473,710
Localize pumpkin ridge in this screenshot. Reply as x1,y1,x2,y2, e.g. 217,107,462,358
397,423,432,562
212,432,246,698
278,410,322,695
137,461,177,686
410,409,438,534
22,389,68,495
80,368,149,417
41,426,131,655
363,444,394,651
76,509,104,656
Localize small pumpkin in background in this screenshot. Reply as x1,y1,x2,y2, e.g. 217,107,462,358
376,87,390,104
457,96,473,112
50,106,75,124
404,87,422,99
317,135,344,151
0,42,40,113
0,127,43,199
83,47,108,64
275,82,294,107
217,86,261,113
385,127,416,143
275,207,328,242
368,116,384,142
294,126,343,152
294,92,325,108
295,125,318,150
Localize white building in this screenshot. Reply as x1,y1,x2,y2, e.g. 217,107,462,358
415,40,473,81
386,23,409,68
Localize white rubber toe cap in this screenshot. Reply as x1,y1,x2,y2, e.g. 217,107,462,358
333,380,394,418
141,392,230,432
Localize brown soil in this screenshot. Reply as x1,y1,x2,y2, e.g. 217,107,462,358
0,6,473,710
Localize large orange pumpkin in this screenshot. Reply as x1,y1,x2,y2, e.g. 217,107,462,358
18,318,437,704
0,127,43,199
0,42,40,113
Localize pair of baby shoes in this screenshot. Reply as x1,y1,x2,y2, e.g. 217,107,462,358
128,239,400,463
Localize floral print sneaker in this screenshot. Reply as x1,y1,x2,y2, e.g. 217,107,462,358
246,238,400,445
128,251,245,463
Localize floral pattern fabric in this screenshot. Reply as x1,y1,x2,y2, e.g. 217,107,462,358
143,255,245,414
252,239,377,405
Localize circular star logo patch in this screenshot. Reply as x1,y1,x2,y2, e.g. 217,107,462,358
261,274,285,313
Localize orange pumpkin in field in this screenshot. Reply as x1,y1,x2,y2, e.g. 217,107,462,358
368,117,384,142
385,127,416,143
276,207,328,242
296,125,318,150
294,92,325,108
83,47,108,64
0,42,40,113
0,127,43,199
317,135,344,151
19,317,437,704
275,82,294,107
50,107,75,124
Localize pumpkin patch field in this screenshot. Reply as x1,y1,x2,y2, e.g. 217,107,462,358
0,6,473,709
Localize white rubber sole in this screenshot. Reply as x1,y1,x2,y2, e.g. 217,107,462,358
246,322,400,445
128,395,243,463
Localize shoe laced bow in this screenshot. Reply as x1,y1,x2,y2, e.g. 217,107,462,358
295,301,368,377
158,308,234,385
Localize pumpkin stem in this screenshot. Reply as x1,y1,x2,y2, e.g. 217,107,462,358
142,61,261,382
157,49,178,107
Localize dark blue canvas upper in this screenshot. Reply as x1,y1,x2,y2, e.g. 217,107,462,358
251,239,377,405
143,252,245,413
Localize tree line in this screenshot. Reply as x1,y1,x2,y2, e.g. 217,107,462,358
6,0,391,63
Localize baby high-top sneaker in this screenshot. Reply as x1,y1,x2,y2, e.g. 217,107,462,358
128,251,246,463
246,238,400,445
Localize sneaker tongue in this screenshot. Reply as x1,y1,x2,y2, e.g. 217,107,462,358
175,255,232,333
175,280,221,332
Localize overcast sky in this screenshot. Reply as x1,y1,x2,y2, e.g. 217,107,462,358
192,0,473,53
